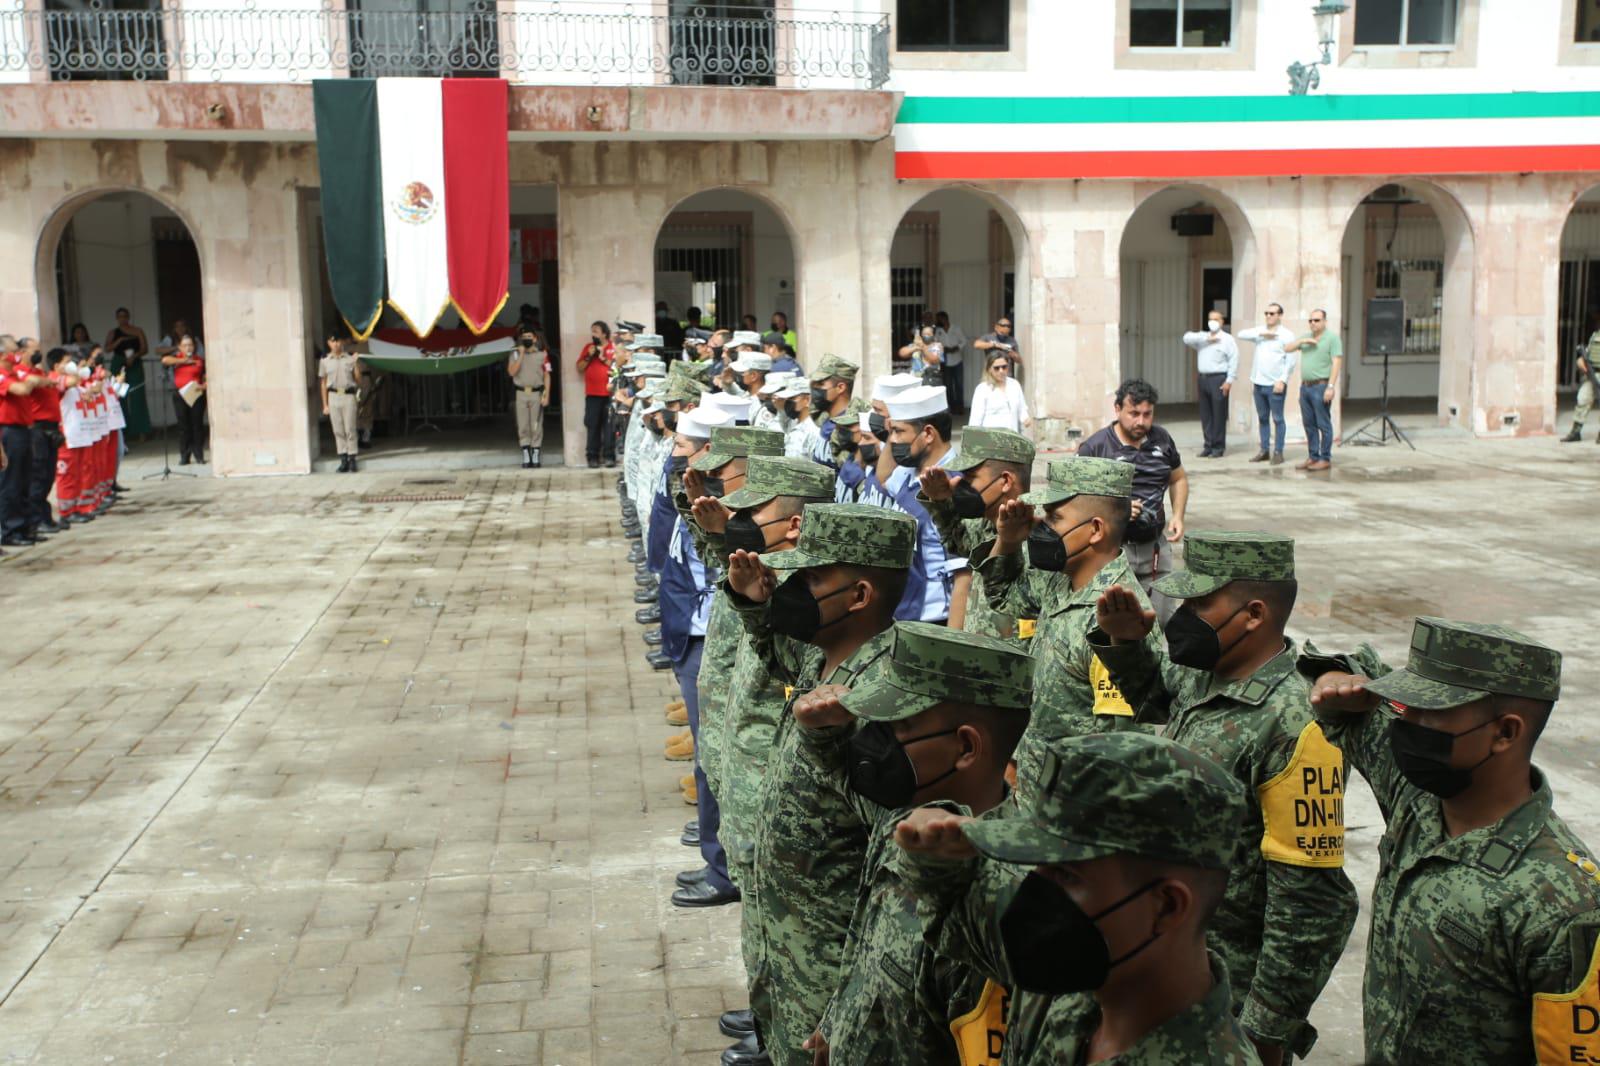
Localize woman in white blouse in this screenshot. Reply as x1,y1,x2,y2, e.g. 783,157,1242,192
968,352,1033,434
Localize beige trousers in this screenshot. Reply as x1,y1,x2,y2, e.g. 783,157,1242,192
329,392,359,455
515,392,546,447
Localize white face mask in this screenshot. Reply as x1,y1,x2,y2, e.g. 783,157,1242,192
1208,320,1222,333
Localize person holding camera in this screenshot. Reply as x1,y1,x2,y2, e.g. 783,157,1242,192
508,328,552,468
897,323,944,386
1075,378,1187,624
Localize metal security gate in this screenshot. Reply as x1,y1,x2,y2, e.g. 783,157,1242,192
1119,258,1195,403
656,216,748,327
669,1,777,86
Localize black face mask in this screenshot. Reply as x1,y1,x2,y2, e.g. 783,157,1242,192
1026,518,1092,573
810,386,830,410
868,413,891,443
646,419,664,438
847,720,961,809
700,476,726,498
783,400,802,421
724,512,787,556
951,476,1000,520
891,440,924,469
666,454,689,477
1164,602,1249,671
662,411,679,433
761,397,778,414
1388,714,1501,798
858,443,880,465
999,872,1164,994
769,576,857,643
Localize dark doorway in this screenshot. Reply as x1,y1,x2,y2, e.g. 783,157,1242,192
153,218,203,341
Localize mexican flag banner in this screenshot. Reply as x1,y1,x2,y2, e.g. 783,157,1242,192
312,77,509,339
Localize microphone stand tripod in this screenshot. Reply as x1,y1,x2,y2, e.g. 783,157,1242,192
144,371,197,481
1343,347,1414,450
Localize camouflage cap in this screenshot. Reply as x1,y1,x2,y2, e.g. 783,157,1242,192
1152,530,1295,599
841,622,1034,723
719,456,835,511
676,359,717,385
808,354,861,384
662,376,706,406
765,503,916,572
1019,457,1133,507
690,425,785,472
950,427,1036,473
1364,617,1562,710
964,732,1246,871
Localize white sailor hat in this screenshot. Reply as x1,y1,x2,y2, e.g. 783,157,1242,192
730,352,773,374
677,406,733,440
885,384,949,421
701,392,755,420
871,372,923,403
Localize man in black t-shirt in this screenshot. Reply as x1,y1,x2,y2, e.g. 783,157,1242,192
1075,378,1188,623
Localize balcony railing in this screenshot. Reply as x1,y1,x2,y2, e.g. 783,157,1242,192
0,2,891,89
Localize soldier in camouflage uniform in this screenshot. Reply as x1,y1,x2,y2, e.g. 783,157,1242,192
1088,532,1357,1062
796,623,1032,1066
721,504,917,1066
709,455,838,1065
808,354,861,468
674,426,786,918
1303,617,1600,1065
977,458,1164,803
916,426,1036,640
1561,327,1600,442
893,731,1260,1064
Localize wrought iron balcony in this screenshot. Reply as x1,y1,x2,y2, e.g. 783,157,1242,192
0,1,891,90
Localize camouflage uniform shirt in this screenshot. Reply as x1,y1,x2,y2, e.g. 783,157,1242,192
921,496,1018,641
1306,645,1600,1066
1087,635,1359,1057
980,549,1162,803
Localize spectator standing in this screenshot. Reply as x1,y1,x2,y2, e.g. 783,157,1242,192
155,319,205,361
973,315,1021,380
1076,379,1187,623
162,335,208,465
966,351,1032,434
103,306,151,440
1182,310,1238,458
1238,303,1296,465
935,310,968,413
578,321,617,469
65,323,95,361
1291,310,1342,472
27,348,73,535
769,311,797,353
898,324,944,386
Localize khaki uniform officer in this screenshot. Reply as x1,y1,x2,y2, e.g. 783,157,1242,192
508,329,552,468
318,338,363,473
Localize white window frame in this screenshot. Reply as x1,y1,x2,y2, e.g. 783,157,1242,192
1351,0,1460,51
1127,0,1238,52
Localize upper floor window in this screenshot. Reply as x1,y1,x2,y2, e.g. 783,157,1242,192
897,0,1009,52
1353,0,1458,47
1578,0,1600,42
1130,0,1234,48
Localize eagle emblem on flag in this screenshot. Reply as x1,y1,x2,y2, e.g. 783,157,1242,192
392,181,437,225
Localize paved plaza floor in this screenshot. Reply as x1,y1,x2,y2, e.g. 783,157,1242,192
2,420,1598,1065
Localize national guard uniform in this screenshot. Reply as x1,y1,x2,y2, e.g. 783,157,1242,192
816,623,1034,1066
713,457,837,1059
1304,619,1600,1066
775,378,822,460
319,346,362,472
976,458,1164,801
921,426,1036,641
1086,532,1358,1059
901,731,1261,1065
724,505,917,1066
508,337,552,468
1562,329,1600,442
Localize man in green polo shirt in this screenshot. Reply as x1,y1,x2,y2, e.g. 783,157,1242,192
1290,311,1342,473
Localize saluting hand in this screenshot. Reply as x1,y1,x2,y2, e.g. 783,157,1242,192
682,468,706,502
993,498,1035,554
1309,672,1380,715
893,808,977,861
690,495,730,534
792,684,854,731
1096,584,1156,643
920,467,954,501
727,549,777,603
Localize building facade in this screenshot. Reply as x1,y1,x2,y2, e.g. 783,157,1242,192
2,0,1599,473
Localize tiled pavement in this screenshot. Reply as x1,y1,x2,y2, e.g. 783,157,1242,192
1,430,1598,1065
